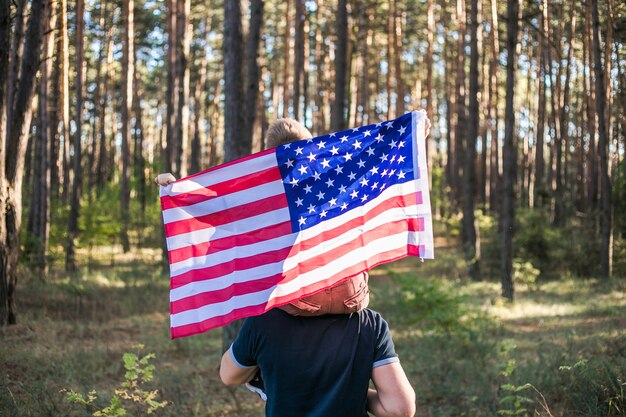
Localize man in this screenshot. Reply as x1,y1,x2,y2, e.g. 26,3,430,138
220,307,416,417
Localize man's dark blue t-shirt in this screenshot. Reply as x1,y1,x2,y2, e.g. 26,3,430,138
230,308,398,417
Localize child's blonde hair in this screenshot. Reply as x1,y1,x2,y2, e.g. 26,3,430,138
265,118,313,149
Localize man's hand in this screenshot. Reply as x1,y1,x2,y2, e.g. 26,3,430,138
424,116,431,138
154,173,176,186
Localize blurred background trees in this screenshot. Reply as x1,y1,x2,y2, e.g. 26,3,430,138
1,0,625,325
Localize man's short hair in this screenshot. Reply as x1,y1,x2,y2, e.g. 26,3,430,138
266,118,313,149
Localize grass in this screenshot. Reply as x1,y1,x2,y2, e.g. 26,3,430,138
1,242,625,417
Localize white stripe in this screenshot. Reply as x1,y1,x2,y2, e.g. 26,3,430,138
170,260,287,302
159,152,277,197
170,231,297,278
169,180,419,274
171,287,276,327
162,180,285,224
165,207,291,251
412,109,434,259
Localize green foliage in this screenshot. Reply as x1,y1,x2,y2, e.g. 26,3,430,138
65,345,168,417
497,358,535,416
512,259,540,291
558,358,626,417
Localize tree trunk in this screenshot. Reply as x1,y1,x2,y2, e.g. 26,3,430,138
65,0,85,271
244,0,264,150
590,0,612,277
60,0,71,200
222,0,248,351
119,0,134,253
501,0,519,301
0,0,11,325
176,0,190,177
330,0,348,132
293,0,304,120
534,0,547,208
488,0,500,212
2,0,46,324
392,0,405,116
463,0,480,281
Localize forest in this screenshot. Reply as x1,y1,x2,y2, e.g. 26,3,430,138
1,0,625,416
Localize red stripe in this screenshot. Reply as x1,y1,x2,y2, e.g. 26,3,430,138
177,148,275,181
170,218,420,314
160,167,282,210
170,221,293,287
170,243,418,338
164,193,288,237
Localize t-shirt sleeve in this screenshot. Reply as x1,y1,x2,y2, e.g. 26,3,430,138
372,315,399,368
230,318,258,368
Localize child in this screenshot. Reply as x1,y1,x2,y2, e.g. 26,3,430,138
155,118,370,317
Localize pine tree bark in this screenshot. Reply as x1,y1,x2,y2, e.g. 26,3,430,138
119,0,134,253
66,0,85,271
590,0,612,277
463,0,480,281
330,0,348,132
59,0,71,200
293,0,305,120
244,0,264,150
488,0,500,212
0,0,11,325
1,0,46,324
534,0,547,208
501,0,519,301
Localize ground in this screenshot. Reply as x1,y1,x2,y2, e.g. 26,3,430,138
1,241,625,417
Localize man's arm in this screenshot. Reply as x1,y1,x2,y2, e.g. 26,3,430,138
367,361,416,417
219,347,259,386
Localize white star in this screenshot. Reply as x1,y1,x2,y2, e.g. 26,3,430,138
397,155,406,163
330,132,336,137
375,122,382,127
385,121,394,129
397,171,406,179
375,133,384,143
298,165,308,175
295,197,304,206
330,146,340,155
316,191,325,200
304,184,313,193
389,139,398,148
329,197,337,207
380,153,388,162
352,127,360,132
398,125,407,135
312,171,321,181
307,152,316,162
320,210,328,218
371,182,379,190
334,165,344,174
307,204,316,213
306,138,314,143
344,152,352,161
360,178,369,187
357,159,366,168
381,169,388,176
366,147,375,156
360,194,369,202
338,185,347,193
389,169,396,176
285,158,295,167
325,178,335,187
363,130,371,137
340,135,349,143
290,177,299,186
340,202,348,210
283,143,291,149
370,166,379,174
350,190,359,199
398,141,406,148
347,172,357,181
299,216,306,226
352,140,362,149
321,159,331,169
317,141,326,149
390,155,396,163
295,146,304,155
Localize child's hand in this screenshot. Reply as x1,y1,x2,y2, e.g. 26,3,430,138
155,173,176,186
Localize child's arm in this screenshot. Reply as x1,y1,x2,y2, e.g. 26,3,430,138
154,173,176,186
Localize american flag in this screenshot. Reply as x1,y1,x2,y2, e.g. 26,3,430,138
160,110,433,338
